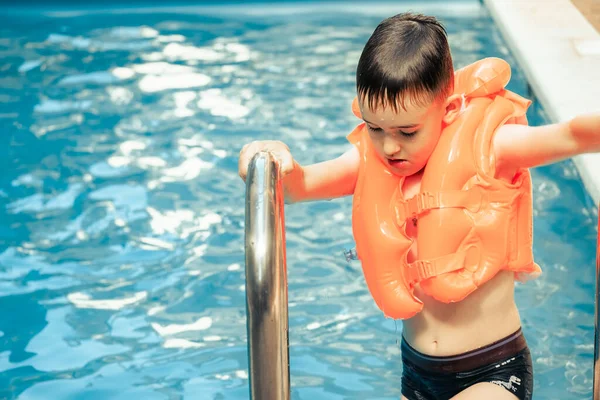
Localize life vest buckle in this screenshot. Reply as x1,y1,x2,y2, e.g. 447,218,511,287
395,192,438,226
406,192,437,217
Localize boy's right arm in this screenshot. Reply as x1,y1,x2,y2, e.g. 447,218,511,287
238,140,359,204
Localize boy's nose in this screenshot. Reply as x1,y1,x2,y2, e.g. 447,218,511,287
383,137,401,157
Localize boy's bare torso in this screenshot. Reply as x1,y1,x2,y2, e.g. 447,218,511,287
400,170,521,356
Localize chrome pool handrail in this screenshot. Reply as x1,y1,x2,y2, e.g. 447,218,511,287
594,205,600,400
244,151,290,400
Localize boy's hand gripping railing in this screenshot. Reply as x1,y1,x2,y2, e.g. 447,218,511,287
244,151,290,400
595,206,600,400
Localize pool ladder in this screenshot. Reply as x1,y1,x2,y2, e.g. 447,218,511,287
244,152,291,400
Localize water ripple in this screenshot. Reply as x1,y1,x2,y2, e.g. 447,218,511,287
0,3,597,400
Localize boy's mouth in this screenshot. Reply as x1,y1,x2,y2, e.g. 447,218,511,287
388,158,408,167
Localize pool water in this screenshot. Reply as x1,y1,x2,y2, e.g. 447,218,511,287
0,2,598,399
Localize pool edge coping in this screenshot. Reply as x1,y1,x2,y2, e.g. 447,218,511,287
485,0,600,207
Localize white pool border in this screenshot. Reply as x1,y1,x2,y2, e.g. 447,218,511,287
485,0,600,206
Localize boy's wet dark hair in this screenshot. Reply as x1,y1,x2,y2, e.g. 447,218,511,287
357,13,454,112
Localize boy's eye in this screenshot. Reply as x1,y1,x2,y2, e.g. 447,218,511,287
400,130,418,137
367,125,419,137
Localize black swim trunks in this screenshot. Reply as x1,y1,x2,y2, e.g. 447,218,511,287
401,328,533,400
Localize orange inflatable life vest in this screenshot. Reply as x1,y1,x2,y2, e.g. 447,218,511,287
348,58,542,320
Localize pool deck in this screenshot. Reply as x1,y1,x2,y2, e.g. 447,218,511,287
485,0,600,206
572,0,600,32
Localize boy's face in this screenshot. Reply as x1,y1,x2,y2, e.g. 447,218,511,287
359,95,453,177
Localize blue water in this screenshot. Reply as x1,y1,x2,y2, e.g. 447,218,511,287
0,2,598,399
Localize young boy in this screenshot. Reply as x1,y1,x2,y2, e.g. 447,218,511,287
238,13,600,400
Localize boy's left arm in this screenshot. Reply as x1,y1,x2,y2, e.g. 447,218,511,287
494,112,600,176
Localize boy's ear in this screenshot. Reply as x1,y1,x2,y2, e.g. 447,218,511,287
442,94,462,125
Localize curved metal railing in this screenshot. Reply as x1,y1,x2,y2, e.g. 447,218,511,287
244,151,290,400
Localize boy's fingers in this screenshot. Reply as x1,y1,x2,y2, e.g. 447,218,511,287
278,152,295,176
238,141,294,180
238,143,255,181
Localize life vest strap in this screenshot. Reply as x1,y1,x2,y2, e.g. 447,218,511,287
405,250,468,286
396,186,516,222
